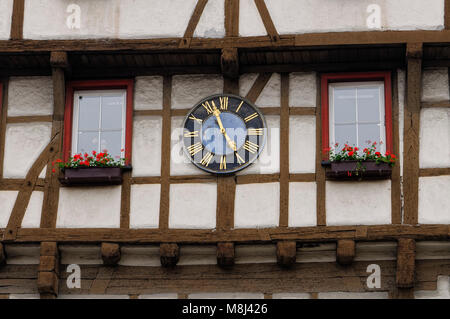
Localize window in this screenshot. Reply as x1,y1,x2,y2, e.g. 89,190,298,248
63,80,134,163
321,72,392,157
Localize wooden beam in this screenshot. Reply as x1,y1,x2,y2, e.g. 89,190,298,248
445,0,450,30
254,0,280,42
316,74,326,226
0,243,5,266
276,241,296,267
221,48,239,78
245,73,272,103
396,238,416,289
336,239,355,266
160,243,180,267
279,73,289,227
6,115,53,123
101,243,121,265
0,78,8,179
217,242,235,267
10,0,24,40
179,0,209,48
391,71,402,224
421,100,450,108
38,242,59,298
419,167,450,177
225,0,239,37
403,43,422,225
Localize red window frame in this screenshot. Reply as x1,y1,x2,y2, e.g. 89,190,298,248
321,71,393,159
63,79,134,164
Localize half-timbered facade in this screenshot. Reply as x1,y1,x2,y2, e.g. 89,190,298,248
0,0,449,299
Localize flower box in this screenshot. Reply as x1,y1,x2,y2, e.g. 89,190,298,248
321,160,392,180
59,166,131,186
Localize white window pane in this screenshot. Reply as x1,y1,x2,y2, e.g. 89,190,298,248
77,131,99,154
358,123,380,149
333,87,356,124
357,87,381,122
100,131,122,158
101,95,123,130
78,96,100,131
335,124,357,148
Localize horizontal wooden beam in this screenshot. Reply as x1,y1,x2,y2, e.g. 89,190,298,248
4,224,449,244
0,30,448,53
419,167,450,177
421,100,450,108
6,115,53,123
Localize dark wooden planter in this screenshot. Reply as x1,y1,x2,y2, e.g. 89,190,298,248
321,160,392,180
59,166,131,186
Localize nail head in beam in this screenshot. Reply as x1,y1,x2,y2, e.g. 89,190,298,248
160,243,180,268
217,242,235,267
221,48,239,79
336,239,355,266
101,243,121,266
396,238,416,288
50,51,69,69
276,241,297,267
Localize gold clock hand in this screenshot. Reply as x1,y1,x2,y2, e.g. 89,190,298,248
212,104,237,151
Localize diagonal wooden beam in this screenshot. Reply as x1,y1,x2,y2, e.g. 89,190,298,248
179,0,209,48
10,0,24,40
245,73,272,103
254,0,280,42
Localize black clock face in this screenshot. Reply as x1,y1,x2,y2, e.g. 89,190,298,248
182,94,267,174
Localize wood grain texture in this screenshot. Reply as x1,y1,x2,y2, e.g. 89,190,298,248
279,73,289,227
336,239,355,266
160,243,180,267
446,0,450,29
276,241,296,267
289,107,316,116
159,76,172,230
0,243,5,266
10,0,24,40
179,0,208,48
391,71,402,224
396,238,416,288
0,79,8,179
421,100,450,108
419,167,450,177
217,242,235,267
6,115,53,123
254,0,280,42
221,48,239,78
225,0,239,37
315,74,326,226
101,243,121,266
403,43,422,225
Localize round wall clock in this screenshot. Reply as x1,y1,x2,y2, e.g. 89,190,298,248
182,94,267,174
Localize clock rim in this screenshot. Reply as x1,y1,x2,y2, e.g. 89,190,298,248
181,93,268,175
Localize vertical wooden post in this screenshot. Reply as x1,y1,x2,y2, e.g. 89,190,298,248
0,78,8,179
38,242,59,298
316,74,326,225
279,73,289,227
336,239,355,266
225,0,239,37
40,52,68,228
396,238,416,299
276,241,296,267
160,243,180,267
10,0,25,40
391,71,402,224
445,0,450,30
403,43,422,225
0,243,5,266
217,242,235,267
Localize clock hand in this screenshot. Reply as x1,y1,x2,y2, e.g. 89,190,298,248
212,104,237,152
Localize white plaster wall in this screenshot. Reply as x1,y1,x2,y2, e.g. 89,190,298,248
235,245,277,264
134,76,163,110
238,115,279,175
415,276,450,299
189,293,264,299
420,108,450,168
273,293,311,299
130,184,161,229
240,73,280,107
132,116,162,177
8,77,53,116
172,75,223,109
289,182,316,227
56,186,121,228
0,191,18,228
23,0,199,39
419,176,450,224
263,0,444,37
194,0,225,38
119,245,160,266
21,191,43,228
59,245,102,264
0,0,13,40
234,183,279,228
169,183,217,229
289,73,316,107
289,115,315,173
239,0,266,37
326,180,392,226
3,122,52,178
421,68,450,102
318,292,389,299
171,116,209,176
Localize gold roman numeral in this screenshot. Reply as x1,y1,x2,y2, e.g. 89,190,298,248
202,101,213,114
187,142,203,156
244,112,259,123
189,114,202,124
219,96,228,110
235,152,245,165
184,130,199,138
236,101,244,113
200,152,214,167
244,141,259,154
220,155,227,170
248,128,263,136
